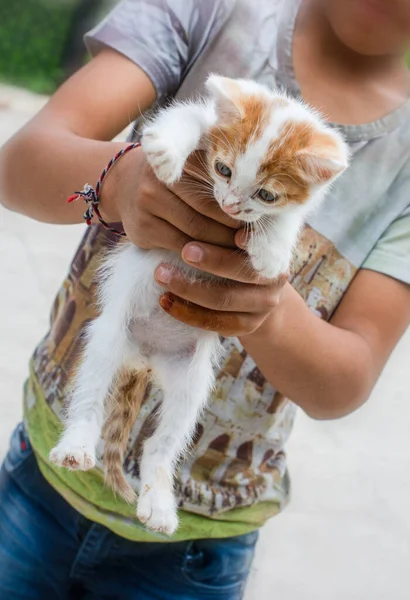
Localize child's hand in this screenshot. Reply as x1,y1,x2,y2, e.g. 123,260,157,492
154,241,288,337
101,147,239,251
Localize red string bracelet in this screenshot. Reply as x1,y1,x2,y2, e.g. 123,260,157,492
67,142,141,237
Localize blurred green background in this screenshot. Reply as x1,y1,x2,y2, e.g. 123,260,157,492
1,0,409,96
0,0,115,94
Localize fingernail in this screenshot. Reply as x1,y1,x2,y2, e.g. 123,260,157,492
159,293,174,311
183,244,203,263
156,266,172,284
236,230,248,248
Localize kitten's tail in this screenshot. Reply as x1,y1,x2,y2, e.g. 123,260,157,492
103,369,151,504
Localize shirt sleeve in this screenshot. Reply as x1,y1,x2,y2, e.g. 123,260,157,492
362,203,410,284
84,0,233,103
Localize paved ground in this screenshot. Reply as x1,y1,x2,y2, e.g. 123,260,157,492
1,83,409,599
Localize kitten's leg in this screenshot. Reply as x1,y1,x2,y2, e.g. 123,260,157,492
102,367,151,503
249,210,304,279
49,315,132,471
50,245,145,471
136,334,219,535
141,101,216,184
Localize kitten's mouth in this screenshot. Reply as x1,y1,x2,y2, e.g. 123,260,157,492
222,207,257,223
221,205,251,219
222,209,244,221
222,204,242,216
223,208,242,217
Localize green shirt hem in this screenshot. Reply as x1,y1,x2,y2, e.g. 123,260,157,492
24,366,284,542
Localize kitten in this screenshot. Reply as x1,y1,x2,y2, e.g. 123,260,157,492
50,76,349,535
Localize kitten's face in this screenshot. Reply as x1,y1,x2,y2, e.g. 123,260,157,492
205,76,348,223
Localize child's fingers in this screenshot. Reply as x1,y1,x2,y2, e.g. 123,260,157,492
181,242,275,284
154,265,277,313
158,293,259,337
172,151,241,229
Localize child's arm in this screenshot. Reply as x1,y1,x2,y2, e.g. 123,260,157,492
0,48,237,252
0,49,156,224
241,269,410,419
156,242,410,420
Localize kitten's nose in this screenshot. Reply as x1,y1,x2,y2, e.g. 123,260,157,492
223,203,241,215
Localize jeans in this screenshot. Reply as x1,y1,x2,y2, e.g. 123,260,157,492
0,423,258,599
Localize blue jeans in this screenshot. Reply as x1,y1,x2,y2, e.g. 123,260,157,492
0,424,258,599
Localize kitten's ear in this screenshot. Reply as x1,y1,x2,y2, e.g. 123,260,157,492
205,75,243,121
296,131,349,184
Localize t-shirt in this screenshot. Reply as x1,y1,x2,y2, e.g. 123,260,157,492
24,0,410,543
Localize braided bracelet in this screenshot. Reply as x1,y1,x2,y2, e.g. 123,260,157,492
67,142,141,237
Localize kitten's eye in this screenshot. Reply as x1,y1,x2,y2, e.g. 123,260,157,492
258,189,279,203
215,161,232,178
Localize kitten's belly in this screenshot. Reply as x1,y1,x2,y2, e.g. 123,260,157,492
120,245,215,360
128,307,202,359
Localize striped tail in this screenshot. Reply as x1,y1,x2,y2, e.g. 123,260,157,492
102,369,151,504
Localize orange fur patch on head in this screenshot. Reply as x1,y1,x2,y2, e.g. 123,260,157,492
257,121,313,205
258,121,342,205
206,94,273,160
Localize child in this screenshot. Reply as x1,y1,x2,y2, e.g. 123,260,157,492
0,0,409,598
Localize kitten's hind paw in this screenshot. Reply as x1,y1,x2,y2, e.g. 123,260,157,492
137,484,178,536
50,441,96,471
141,127,187,185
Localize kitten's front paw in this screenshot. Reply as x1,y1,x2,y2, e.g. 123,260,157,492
250,251,290,280
50,440,95,471
137,483,178,536
142,127,187,185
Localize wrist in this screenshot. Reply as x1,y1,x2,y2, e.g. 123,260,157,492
97,143,141,224
239,282,293,346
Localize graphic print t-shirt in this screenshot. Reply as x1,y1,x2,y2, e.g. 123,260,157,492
24,0,410,542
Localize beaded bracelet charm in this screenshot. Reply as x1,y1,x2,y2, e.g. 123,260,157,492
67,142,141,237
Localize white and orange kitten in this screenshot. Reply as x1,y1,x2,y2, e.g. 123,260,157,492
50,76,349,535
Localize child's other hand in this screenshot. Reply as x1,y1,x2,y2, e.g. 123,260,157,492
154,242,288,337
